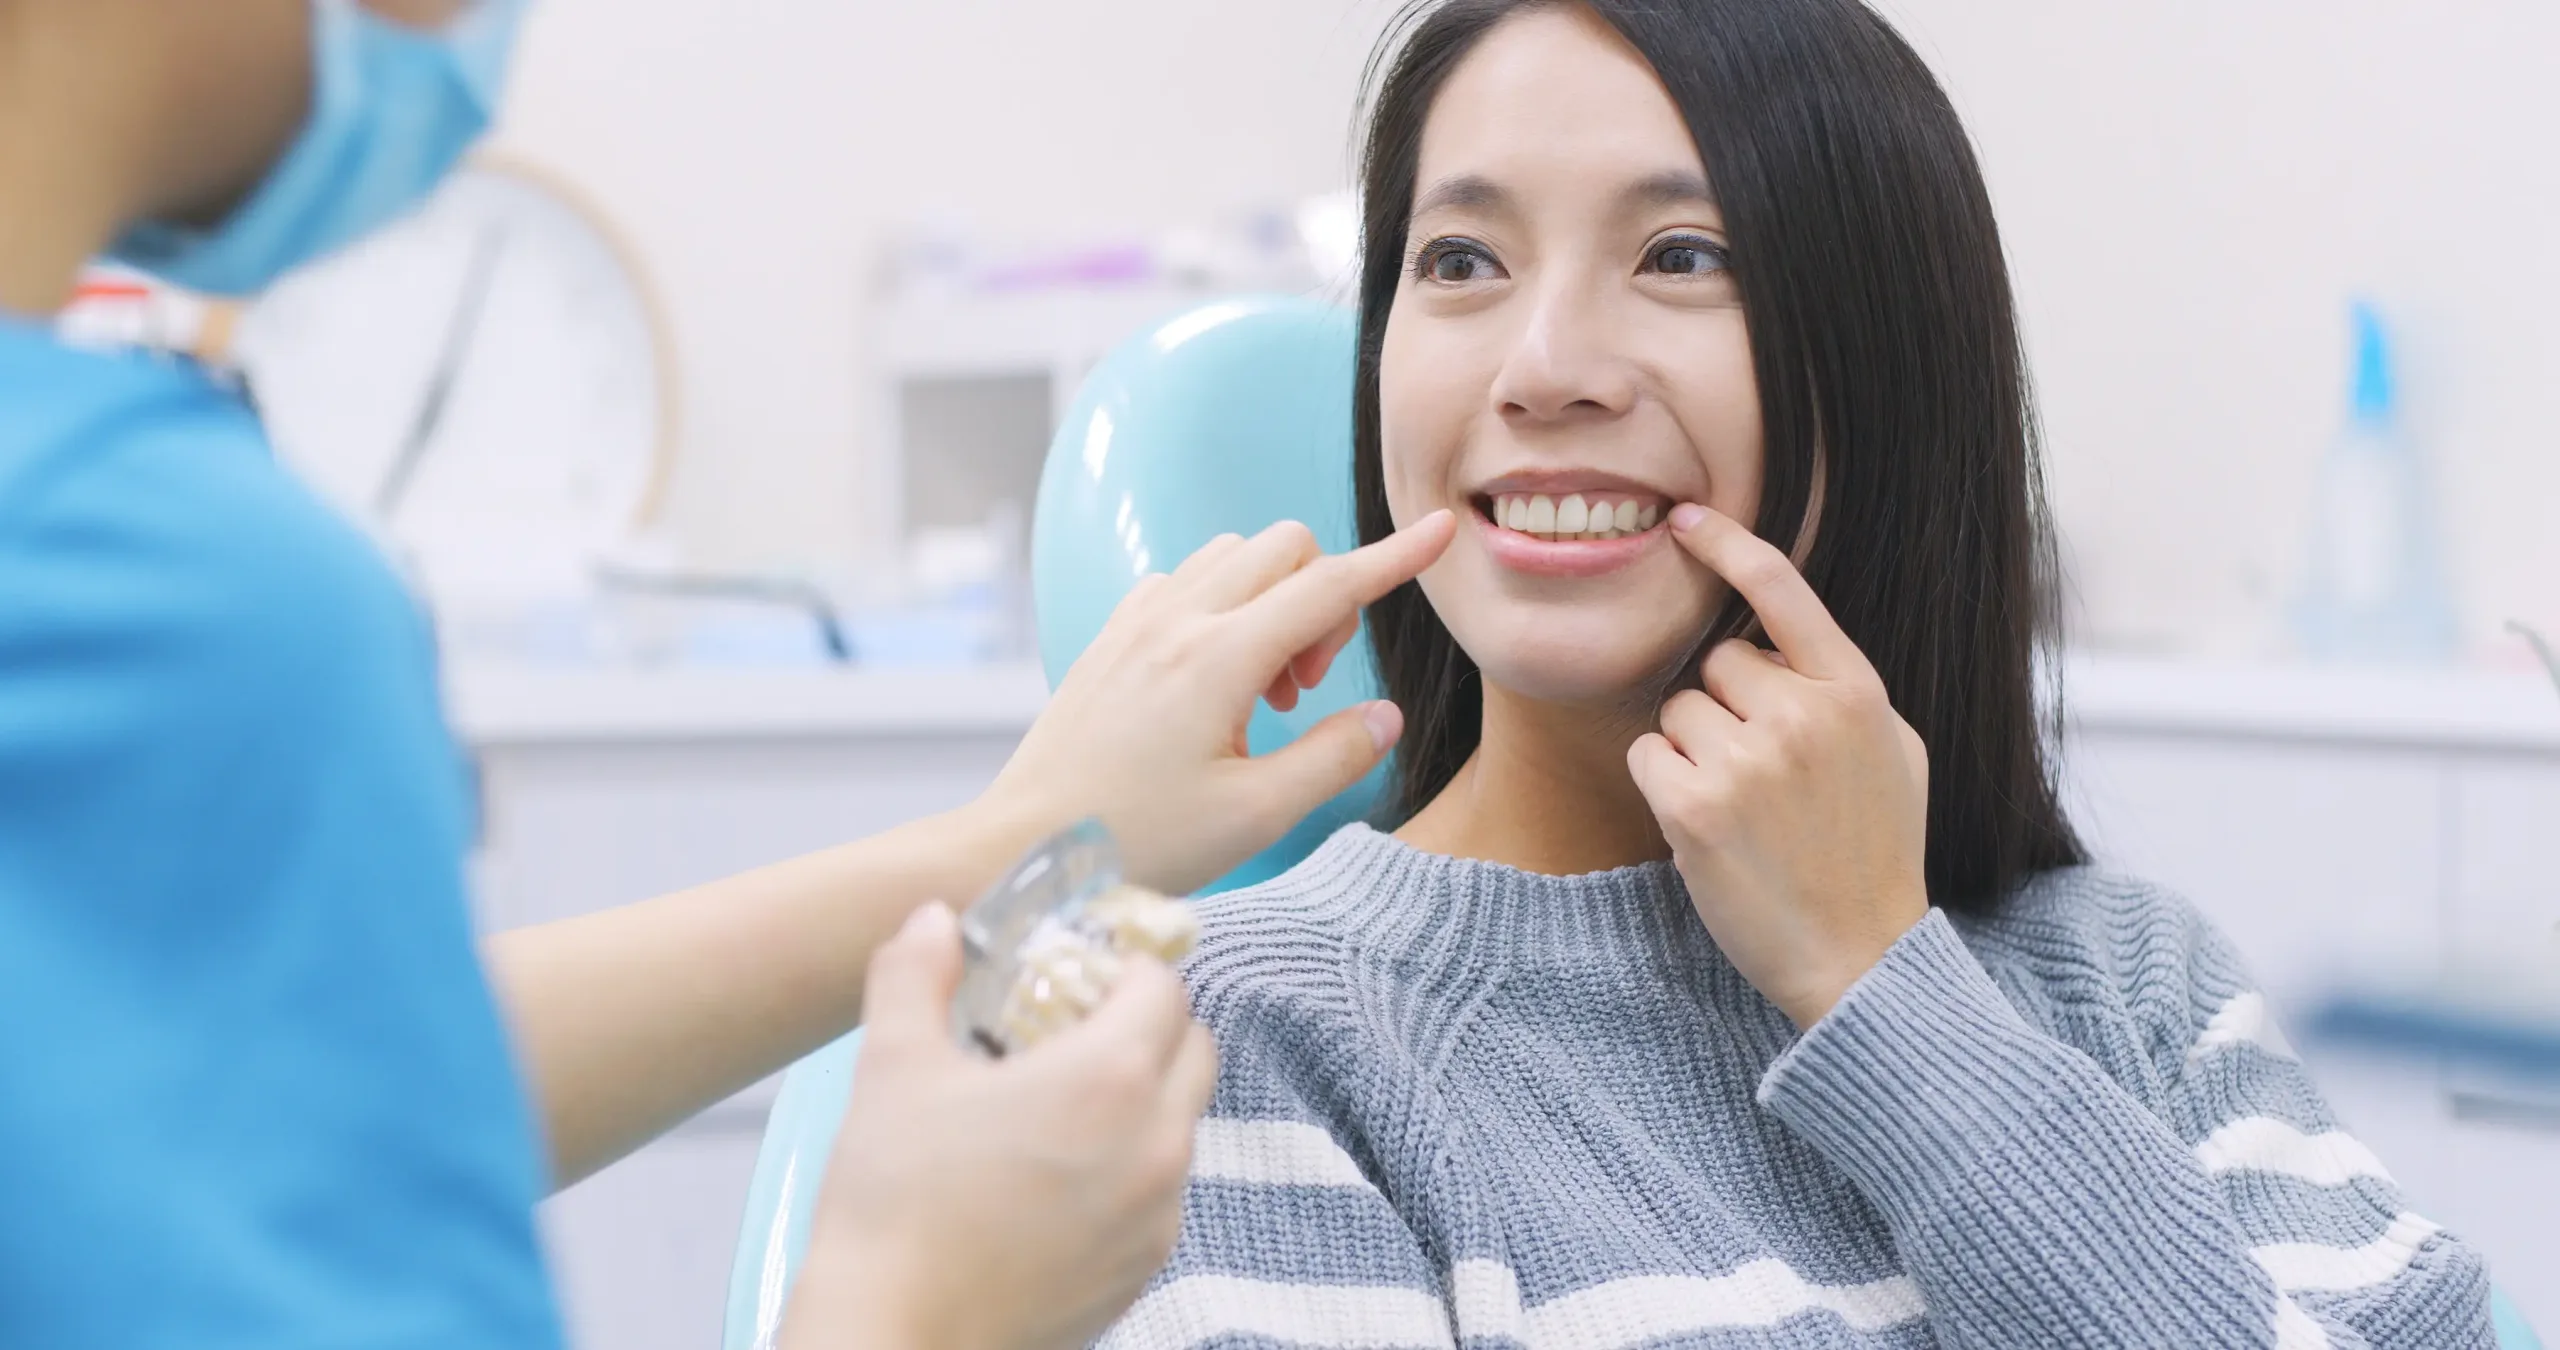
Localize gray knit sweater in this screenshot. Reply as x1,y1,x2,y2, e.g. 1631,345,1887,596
1103,825,2494,1349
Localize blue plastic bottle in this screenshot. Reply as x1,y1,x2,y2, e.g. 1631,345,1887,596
2290,301,2459,662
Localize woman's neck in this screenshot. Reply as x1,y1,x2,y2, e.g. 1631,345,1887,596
0,8,150,316
0,3,305,318
1394,681,1671,875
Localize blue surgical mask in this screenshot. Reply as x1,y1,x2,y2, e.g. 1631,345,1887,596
111,0,530,298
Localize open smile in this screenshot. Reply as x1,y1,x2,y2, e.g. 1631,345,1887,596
1466,477,1675,578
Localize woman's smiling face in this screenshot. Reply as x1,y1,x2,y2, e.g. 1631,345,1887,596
1379,5,1763,707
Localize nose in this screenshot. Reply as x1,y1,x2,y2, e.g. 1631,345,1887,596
1488,278,1637,428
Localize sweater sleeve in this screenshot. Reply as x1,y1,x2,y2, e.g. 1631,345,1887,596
1755,907,2494,1349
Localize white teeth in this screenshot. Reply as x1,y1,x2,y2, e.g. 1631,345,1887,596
1486,492,1663,541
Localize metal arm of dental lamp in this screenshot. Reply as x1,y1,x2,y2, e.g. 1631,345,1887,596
590,563,854,664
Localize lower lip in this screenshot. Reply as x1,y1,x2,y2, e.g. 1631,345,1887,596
1472,507,1667,578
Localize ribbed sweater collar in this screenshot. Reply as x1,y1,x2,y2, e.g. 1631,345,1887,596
1276,824,1722,982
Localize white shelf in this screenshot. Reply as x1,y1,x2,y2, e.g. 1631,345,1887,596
2065,655,2560,753
444,654,2560,754
448,661,1050,747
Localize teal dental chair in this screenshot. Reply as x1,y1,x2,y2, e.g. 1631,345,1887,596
716,297,2542,1350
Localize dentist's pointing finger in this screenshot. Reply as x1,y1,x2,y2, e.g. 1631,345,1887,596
984,508,1455,897
1231,510,1456,676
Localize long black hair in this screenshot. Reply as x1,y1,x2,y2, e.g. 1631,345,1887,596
1351,0,2085,913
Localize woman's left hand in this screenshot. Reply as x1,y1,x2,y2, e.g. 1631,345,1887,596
1627,504,1932,1029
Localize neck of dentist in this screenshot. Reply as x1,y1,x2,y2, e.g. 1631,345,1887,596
0,0,306,317
1396,678,1674,876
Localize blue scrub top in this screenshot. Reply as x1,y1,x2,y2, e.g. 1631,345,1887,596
0,319,563,1347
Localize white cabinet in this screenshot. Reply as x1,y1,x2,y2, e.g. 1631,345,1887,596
455,665,1045,1350
2062,735,2444,983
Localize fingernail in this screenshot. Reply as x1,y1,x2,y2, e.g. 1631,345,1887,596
902,900,954,939
1669,503,1707,532
1362,700,1404,752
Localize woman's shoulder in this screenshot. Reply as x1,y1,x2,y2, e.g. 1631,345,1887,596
1951,866,2268,1065
1182,832,1370,1004
1175,828,1442,1136
1178,822,1466,1050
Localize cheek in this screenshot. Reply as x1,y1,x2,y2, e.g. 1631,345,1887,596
1666,317,1765,528
1375,311,1478,521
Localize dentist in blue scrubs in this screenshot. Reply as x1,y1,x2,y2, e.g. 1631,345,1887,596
0,1,1457,1345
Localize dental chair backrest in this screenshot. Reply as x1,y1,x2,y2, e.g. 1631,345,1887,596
721,297,1371,1349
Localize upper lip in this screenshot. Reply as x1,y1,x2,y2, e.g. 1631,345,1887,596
1472,468,1679,500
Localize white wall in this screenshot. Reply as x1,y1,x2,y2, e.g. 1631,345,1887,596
487,0,2560,657
1879,0,2560,657
488,0,1402,581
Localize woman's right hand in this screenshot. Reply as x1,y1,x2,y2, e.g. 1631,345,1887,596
781,901,1216,1350
985,510,1456,895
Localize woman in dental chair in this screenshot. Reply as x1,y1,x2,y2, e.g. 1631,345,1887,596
1109,1,2495,1346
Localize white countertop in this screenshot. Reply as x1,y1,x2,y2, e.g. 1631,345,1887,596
449,661,1053,746
446,654,2560,753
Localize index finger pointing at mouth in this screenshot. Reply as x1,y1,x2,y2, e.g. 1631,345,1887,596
1664,502,1871,683
1229,510,1456,675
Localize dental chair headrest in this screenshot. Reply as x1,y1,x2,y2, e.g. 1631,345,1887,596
1032,296,1377,892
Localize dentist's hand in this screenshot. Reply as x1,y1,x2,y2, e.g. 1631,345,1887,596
1627,504,1931,1029
986,510,1457,895
782,901,1215,1350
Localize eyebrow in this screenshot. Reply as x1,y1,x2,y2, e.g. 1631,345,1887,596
1626,170,1717,211
1408,169,1719,221
1410,174,1510,219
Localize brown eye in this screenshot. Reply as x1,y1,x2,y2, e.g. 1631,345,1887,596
1645,236,1731,277
1413,238,1502,285
1432,250,1483,282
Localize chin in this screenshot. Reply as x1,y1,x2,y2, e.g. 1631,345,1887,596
1444,604,1707,708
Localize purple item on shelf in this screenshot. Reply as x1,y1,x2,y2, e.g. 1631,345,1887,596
978,244,1155,292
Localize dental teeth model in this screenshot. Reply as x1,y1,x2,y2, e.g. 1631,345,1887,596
1489,492,1661,542
982,886,1201,1053
948,821,1202,1057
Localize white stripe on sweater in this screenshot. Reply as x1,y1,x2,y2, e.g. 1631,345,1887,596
1192,1118,1376,1189
1098,1275,1455,1350
2196,1116,2395,1187
1119,1259,1928,1350
1450,1260,1523,1341
2191,991,2298,1063
1515,1264,1927,1348
2252,1211,2442,1293
2272,1293,2333,1350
